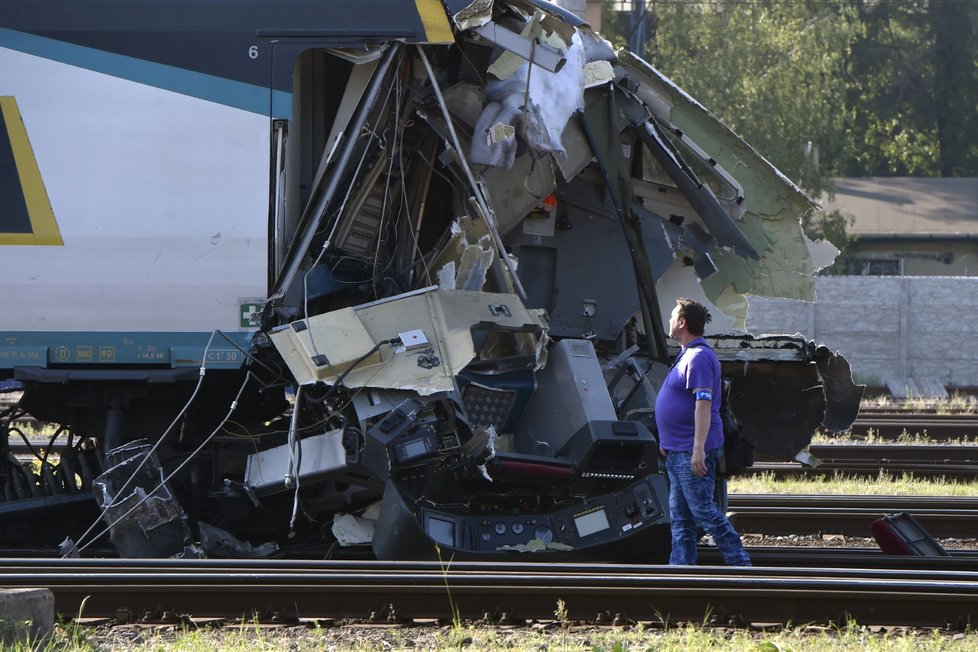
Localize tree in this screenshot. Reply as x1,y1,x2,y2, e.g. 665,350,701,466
638,0,863,196
602,0,978,182
839,0,977,177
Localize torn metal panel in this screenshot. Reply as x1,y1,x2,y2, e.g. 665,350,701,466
813,345,865,433
270,288,546,394
92,441,192,558
450,0,494,31
630,116,758,260
806,232,842,273
429,216,492,286
705,335,864,458
482,152,557,234
477,20,567,76
578,26,616,63
445,231,495,291
198,522,279,559
470,25,585,167
332,512,376,546
617,50,824,327
245,428,348,495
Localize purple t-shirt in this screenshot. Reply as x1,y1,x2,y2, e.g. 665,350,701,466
654,338,724,452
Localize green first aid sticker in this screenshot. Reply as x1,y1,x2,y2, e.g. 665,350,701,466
239,302,263,328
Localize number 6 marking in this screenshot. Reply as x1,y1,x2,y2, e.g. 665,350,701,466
248,46,259,59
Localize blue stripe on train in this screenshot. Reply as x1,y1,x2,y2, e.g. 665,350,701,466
0,27,291,117
0,331,254,370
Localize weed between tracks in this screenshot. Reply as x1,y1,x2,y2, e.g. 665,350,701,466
861,392,978,414
729,471,978,496
9,618,978,651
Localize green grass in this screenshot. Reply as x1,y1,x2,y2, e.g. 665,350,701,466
729,470,978,496
12,620,978,651
812,428,978,445
860,391,978,414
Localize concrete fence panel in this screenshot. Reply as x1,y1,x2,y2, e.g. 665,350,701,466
746,276,978,388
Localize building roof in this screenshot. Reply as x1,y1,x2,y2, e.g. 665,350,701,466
821,177,978,236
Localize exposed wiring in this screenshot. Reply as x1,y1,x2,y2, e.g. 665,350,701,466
214,329,288,385
301,68,398,378
285,385,303,492
372,65,402,299
67,330,218,556
284,337,399,538
414,45,528,301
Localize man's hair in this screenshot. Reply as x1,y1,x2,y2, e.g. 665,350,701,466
676,298,711,336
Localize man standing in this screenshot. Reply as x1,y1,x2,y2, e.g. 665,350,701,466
655,298,751,566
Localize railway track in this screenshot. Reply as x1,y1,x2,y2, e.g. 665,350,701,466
1,558,977,628
727,493,978,537
749,443,978,479
848,411,978,440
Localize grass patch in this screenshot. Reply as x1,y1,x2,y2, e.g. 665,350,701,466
729,471,978,496
861,392,978,414
811,429,978,445
22,621,978,651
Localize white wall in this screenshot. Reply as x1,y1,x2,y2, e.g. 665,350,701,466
747,276,978,387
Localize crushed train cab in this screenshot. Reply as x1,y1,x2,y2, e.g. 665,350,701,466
0,0,861,560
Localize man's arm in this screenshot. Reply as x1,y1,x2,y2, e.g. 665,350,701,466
691,388,711,477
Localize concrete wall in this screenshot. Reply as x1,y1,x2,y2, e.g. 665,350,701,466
746,276,978,388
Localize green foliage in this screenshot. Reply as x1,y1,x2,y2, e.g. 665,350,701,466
843,1,978,177
638,0,863,196
799,205,857,274
601,0,978,190
801,208,855,269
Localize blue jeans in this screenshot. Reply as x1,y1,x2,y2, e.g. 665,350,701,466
665,449,751,566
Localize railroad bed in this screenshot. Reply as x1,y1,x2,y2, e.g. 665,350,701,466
2,558,977,628
848,410,978,440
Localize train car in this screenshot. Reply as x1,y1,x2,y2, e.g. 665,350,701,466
0,0,860,560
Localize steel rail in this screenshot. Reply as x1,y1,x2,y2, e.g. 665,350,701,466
700,546,978,570
807,444,978,462
1,562,976,627
729,494,978,509
748,442,978,479
4,550,978,573
849,414,978,440
727,494,978,537
729,507,978,537
748,462,978,480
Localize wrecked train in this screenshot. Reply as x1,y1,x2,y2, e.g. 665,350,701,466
0,0,860,560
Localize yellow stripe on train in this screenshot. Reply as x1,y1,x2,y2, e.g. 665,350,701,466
0,96,62,246
415,0,454,44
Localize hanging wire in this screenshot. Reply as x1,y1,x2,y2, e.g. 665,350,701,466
66,330,219,556
74,371,256,555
